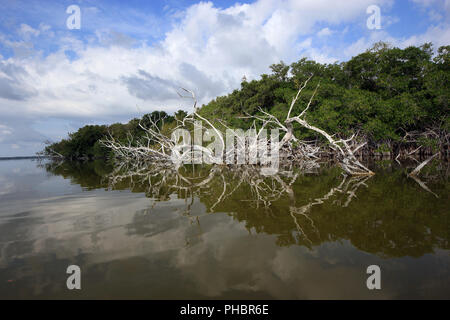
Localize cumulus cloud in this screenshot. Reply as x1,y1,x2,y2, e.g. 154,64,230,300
0,62,37,100
18,24,40,39
122,70,179,101
1,0,394,119
399,24,450,48
317,27,333,37
344,24,450,59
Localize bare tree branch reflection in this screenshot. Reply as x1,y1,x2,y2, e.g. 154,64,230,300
103,160,375,249
40,159,449,257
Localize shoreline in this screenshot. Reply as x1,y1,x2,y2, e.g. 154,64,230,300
0,156,49,160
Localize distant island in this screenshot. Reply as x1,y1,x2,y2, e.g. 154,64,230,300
0,156,47,160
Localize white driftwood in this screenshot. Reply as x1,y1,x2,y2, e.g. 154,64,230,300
102,82,373,175
409,153,438,176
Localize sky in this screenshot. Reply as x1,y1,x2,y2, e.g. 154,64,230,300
0,0,449,156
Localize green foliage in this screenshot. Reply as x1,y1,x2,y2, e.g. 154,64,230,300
198,42,449,147
417,136,439,152
44,125,108,159
43,112,179,159
43,42,449,159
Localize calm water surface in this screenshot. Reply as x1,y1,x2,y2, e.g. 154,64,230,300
0,159,448,299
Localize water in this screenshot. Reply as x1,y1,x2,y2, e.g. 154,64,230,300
0,159,448,299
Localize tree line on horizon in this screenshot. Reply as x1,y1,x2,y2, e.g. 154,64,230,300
41,42,449,160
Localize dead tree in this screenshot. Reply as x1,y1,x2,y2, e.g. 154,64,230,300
101,88,226,167
246,77,374,175
101,82,373,175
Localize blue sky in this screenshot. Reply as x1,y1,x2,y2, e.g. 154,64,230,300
0,0,448,156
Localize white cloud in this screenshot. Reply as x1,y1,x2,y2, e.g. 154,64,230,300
18,24,40,39
317,27,333,37
399,24,450,48
344,24,450,59
1,0,395,120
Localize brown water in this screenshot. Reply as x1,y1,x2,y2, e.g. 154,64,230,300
0,159,448,299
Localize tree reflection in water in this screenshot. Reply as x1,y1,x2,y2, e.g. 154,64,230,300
42,159,449,259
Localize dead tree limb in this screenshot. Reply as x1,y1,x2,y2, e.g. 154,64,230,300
245,78,374,175
409,153,439,176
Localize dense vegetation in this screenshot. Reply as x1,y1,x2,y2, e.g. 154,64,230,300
41,42,449,159
41,110,187,159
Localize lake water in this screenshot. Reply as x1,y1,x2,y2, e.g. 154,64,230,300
0,159,448,299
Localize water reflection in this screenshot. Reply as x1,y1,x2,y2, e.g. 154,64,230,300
0,159,448,299
46,160,449,257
